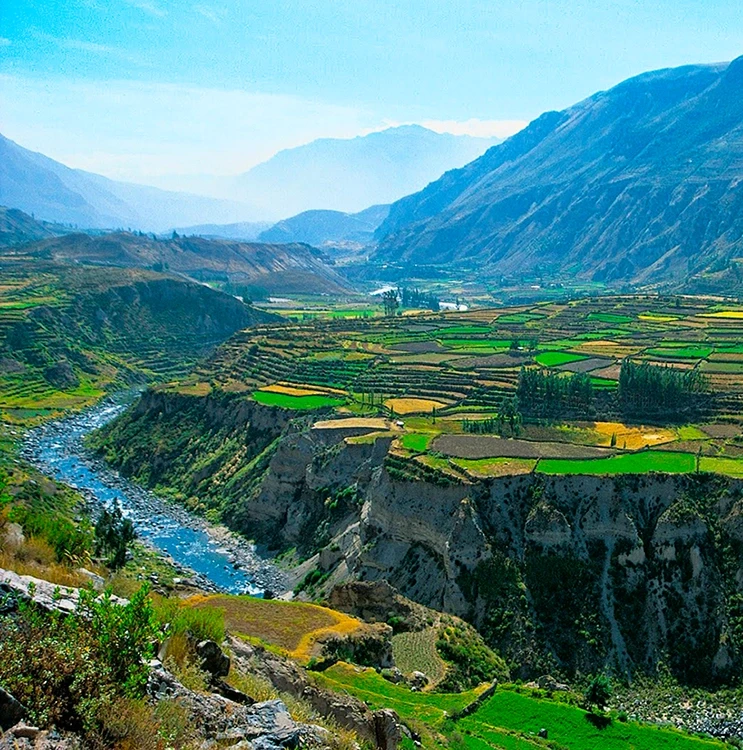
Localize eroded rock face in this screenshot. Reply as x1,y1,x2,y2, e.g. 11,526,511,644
0,688,26,731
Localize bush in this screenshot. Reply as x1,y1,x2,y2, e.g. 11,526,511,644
585,674,612,711
0,584,159,731
95,500,136,569
436,621,509,692
155,598,225,643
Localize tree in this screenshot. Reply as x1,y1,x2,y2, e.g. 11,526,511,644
584,674,611,712
382,289,399,317
94,500,136,569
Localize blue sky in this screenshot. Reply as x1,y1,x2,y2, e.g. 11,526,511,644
2,0,742,185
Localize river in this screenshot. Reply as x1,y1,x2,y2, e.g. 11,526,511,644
21,392,288,596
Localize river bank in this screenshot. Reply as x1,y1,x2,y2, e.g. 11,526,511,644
20,392,288,596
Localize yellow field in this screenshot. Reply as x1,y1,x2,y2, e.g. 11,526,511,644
703,311,743,319
589,421,676,449
385,397,449,414
313,417,392,430
187,594,362,662
262,382,347,397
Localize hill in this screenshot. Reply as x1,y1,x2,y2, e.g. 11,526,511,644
0,206,73,248
168,220,272,241
375,58,743,293
23,231,353,295
0,257,275,422
228,125,499,217
258,204,390,248
0,134,257,231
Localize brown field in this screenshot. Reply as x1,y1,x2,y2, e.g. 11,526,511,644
701,424,741,439
385,397,449,414
263,382,347,397
432,434,615,459
313,417,391,431
188,594,361,661
451,456,537,478
557,357,614,373
591,363,622,380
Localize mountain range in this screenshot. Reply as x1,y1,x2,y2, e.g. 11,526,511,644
161,125,500,219
375,58,743,292
0,134,255,232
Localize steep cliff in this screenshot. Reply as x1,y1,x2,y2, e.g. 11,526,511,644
93,391,743,685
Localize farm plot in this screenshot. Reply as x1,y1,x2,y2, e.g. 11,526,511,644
556,356,613,373
534,351,588,367
432,435,615,459
391,628,447,683
252,390,346,409
385,397,449,414
537,450,696,475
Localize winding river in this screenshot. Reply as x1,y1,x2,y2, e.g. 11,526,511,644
21,392,287,596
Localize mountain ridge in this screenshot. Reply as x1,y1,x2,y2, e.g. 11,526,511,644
374,60,743,292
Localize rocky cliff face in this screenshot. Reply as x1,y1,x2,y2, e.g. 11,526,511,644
95,391,743,685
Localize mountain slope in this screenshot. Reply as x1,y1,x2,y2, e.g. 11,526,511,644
24,231,353,295
376,60,743,290
0,206,73,248
230,125,499,217
258,204,389,248
0,134,257,231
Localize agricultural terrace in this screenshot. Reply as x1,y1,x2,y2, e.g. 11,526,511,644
174,295,743,479
315,663,726,750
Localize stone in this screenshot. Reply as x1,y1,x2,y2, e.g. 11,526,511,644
373,709,402,750
410,671,429,690
196,640,230,680
10,725,40,740
538,728,549,739
214,679,254,705
0,687,26,731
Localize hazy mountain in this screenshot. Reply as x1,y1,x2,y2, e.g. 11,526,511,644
0,134,257,232
258,204,389,248
375,58,743,291
0,206,74,248
227,125,499,217
25,231,353,296
169,220,272,241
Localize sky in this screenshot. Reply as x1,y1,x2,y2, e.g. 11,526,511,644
2,0,743,186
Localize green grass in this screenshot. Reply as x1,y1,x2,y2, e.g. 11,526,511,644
251,390,346,410
535,351,588,367
700,456,743,478
462,690,724,750
586,312,633,324
400,433,435,452
646,347,713,360
590,376,618,389
537,450,696,475
677,425,708,440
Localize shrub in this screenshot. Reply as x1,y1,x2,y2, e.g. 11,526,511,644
585,674,612,712
0,584,159,731
95,500,136,569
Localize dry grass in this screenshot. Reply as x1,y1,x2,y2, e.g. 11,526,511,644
186,594,361,662
0,543,92,589
589,421,676,449
263,382,347,397
385,397,448,414
312,417,391,430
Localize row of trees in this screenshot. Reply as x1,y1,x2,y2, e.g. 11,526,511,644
462,397,522,435
517,368,594,418
618,360,708,419
381,287,441,315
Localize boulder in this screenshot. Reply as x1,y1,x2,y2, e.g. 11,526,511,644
0,687,26,731
374,709,402,750
196,639,230,680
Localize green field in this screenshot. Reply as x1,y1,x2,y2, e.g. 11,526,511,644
535,351,588,367
400,432,435,452
461,690,724,750
251,390,346,410
538,450,696,475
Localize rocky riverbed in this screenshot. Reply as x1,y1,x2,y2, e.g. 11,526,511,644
21,392,288,596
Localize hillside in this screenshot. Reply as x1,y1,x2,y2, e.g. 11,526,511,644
0,206,72,248
23,231,353,295
0,134,256,231
258,204,390,248
376,58,743,293
228,125,499,217
0,257,274,421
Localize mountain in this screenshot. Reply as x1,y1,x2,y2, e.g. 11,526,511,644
227,125,499,217
0,206,73,248
0,134,257,232
24,231,353,295
257,204,390,248
375,59,743,291
168,220,272,241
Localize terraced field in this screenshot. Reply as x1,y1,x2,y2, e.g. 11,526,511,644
176,295,743,480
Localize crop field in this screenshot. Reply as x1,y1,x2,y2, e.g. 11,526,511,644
175,294,743,480
315,664,724,750
186,593,361,661
391,628,447,683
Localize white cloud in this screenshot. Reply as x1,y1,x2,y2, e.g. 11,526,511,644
124,0,167,17
193,4,226,24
